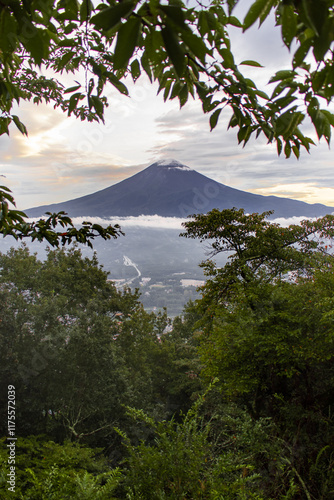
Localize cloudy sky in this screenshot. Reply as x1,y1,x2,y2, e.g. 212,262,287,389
1,1,333,211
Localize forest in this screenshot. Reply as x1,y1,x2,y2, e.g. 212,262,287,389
1,1,334,496
1,207,334,499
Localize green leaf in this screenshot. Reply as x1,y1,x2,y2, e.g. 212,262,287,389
255,90,269,100
90,2,135,31
292,40,312,69
130,59,141,82
272,95,296,110
163,80,172,101
300,0,320,36
161,24,186,77
228,16,242,28
227,0,238,16
90,95,104,119
284,140,291,158
170,80,182,100
320,110,334,127
269,70,297,84
198,11,209,37
220,48,235,69
80,0,94,23
270,81,290,100
276,137,282,156
310,109,331,143
179,84,188,108
106,72,129,95
0,117,10,136
68,92,82,114
141,51,152,82
239,60,263,68
180,29,208,64
313,29,331,62
205,10,218,30
243,0,276,31
59,51,76,69
292,144,300,159
114,17,142,70
62,0,80,21
276,109,304,138
0,10,18,54
312,68,327,93
159,5,185,29
12,115,27,135
281,4,297,48
210,108,222,130
237,125,252,145
144,29,164,67
23,28,50,66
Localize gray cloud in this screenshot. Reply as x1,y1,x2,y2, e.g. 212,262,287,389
147,99,334,205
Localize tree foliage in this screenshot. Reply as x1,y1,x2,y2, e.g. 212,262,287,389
0,0,334,156
182,208,334,311
181,208,334,498
0,245,201,445
0,436,122,499
118,392,281,499
2,233,334,498
0,185,124,248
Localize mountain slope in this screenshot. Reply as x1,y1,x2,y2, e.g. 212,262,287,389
26,159,334,218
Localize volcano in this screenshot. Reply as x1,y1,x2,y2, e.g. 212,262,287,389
25,159,334,219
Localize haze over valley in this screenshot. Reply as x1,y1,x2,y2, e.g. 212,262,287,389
7,160,333,317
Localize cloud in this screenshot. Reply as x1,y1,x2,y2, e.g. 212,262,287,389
147,99,334,206
25,215,186,230
72,215,186,230
24,213,326,232
253,183,334,205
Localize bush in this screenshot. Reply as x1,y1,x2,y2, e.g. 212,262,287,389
0,436,121,499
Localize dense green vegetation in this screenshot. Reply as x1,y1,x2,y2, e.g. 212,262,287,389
1,208,334,498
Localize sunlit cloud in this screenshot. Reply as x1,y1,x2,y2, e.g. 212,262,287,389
253,183,334,205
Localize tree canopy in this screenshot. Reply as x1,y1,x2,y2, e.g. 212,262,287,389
2,233,334,498
182,208,334,309
179,209,334,497
1,0,334,155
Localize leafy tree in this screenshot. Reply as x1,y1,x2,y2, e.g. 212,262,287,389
118,392,285,499
0,245,203,449
154,305,203,417
181,209,334,498
0,185,123,247
194,272,334,498
0,245,134,443
182,208,334,324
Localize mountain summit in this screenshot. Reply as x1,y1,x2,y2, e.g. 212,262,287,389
26,160,334,219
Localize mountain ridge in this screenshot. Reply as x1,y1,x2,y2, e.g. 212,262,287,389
25,159,334,219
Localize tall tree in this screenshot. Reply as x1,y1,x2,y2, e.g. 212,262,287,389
181,208,334,321
181,209,334,498
0,245,202,447
0,245,139,442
